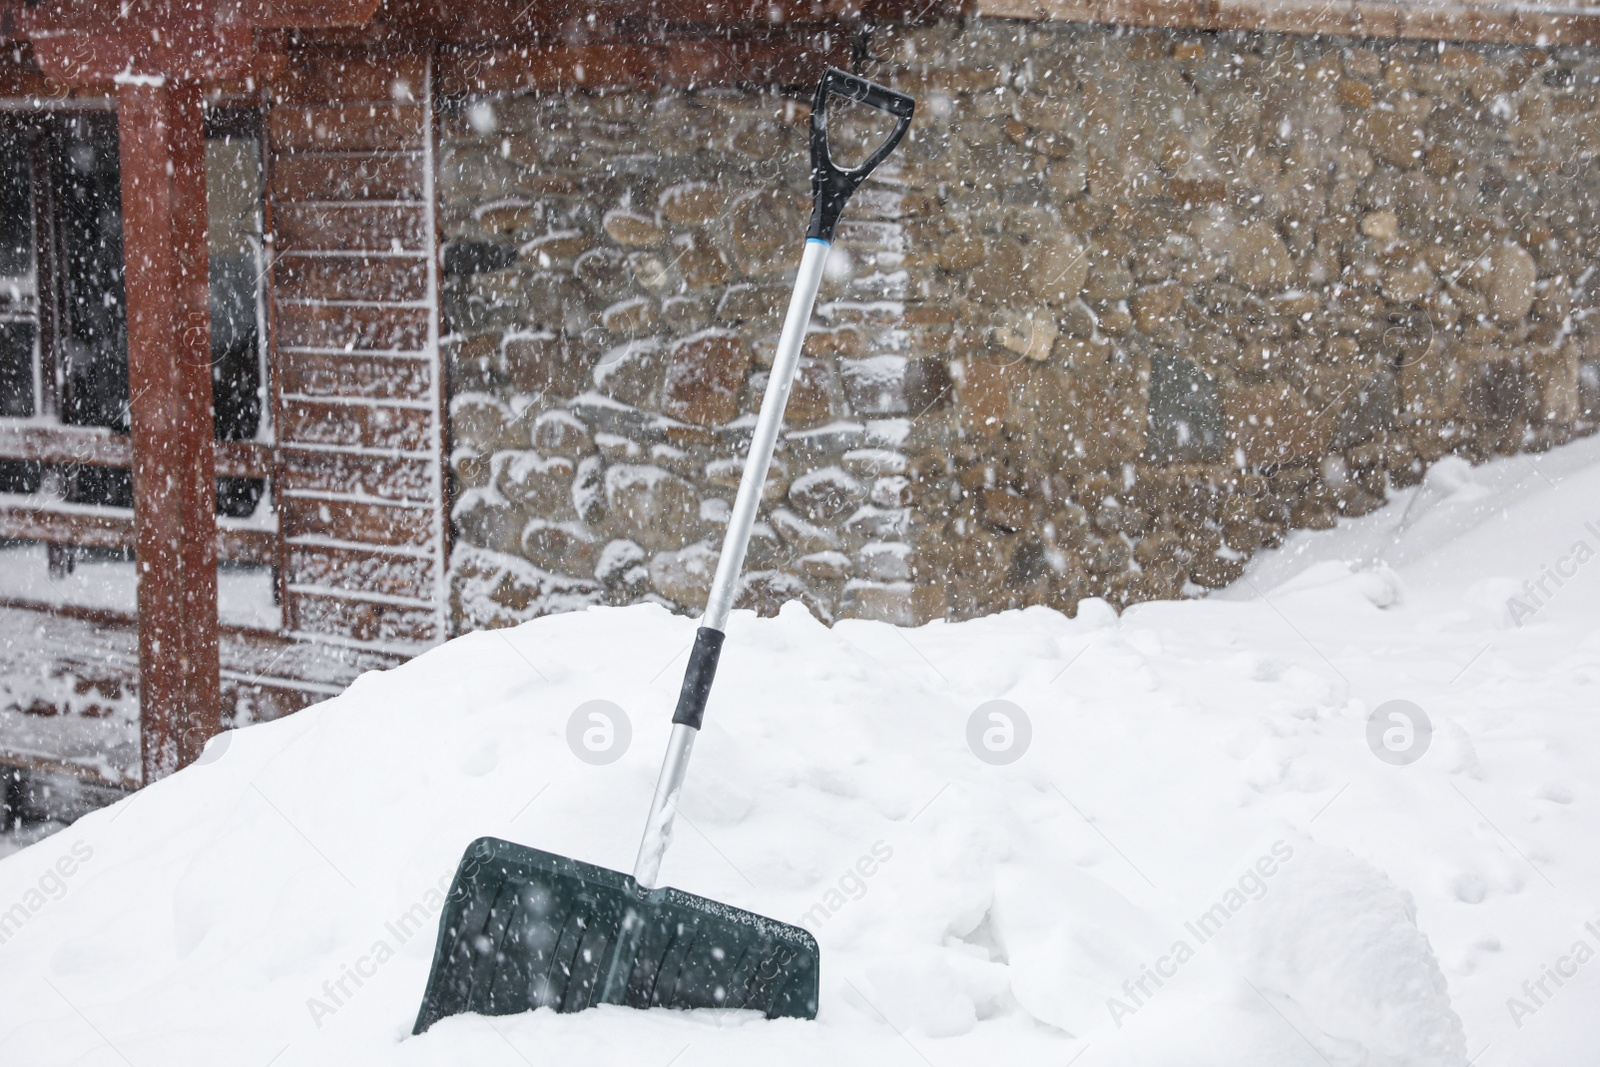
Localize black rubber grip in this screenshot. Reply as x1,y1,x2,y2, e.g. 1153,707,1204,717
808,67,915,243
671,627,725,730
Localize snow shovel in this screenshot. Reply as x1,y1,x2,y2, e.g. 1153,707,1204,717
412,67,915,1034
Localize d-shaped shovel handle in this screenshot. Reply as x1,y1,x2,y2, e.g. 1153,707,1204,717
808,67,915,243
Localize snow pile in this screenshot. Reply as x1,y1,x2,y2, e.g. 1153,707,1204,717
5,437,1600,1065
1237,841,1465,1067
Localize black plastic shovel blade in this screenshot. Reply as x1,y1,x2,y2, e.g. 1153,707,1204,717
413,837,819,1034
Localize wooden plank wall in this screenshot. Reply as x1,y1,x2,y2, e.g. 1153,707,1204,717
267,50,449,653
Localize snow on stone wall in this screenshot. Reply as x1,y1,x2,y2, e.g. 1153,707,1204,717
440,85,916,626
440,21,1600,630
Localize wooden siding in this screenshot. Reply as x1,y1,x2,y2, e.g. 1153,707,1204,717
268,51,448,653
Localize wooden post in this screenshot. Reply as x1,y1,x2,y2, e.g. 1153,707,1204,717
116,79,221,782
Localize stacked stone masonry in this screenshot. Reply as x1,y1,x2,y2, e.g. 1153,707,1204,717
440,21,1600,630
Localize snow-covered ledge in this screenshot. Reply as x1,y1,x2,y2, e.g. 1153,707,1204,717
976,0,1600,47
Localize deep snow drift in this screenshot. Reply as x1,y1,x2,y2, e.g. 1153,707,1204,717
4,437,1600,1066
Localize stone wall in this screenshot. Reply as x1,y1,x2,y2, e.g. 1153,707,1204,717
438,20,1600,631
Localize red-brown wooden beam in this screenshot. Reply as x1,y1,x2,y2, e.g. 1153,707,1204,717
380,0,946,41
117,80,221,782
435,34,857,96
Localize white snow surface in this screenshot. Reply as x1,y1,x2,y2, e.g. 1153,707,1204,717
5,438,1600,1065
0,542,281,630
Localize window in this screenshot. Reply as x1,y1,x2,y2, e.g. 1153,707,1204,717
0,141,38,421
0,104,278,626
0,106,270,514
205,108,270,518
0,113,127,436
1,112,124,502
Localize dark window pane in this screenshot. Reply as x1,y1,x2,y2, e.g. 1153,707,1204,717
55,115,129,433
207,131,265,444
0,322,34,417
0,139,32,284
216,476,265,518
211,253,261,441
65,465,133,509
0,460,41,494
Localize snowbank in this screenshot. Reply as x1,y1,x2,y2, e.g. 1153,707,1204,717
5,437,1600,1065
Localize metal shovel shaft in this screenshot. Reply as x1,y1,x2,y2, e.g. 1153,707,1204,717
706,240,832,633
632,238,832,889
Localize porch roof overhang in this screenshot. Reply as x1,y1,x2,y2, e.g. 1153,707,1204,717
0,0,943,93
3,0,380,85
9,0,1600,92
0,1,957,138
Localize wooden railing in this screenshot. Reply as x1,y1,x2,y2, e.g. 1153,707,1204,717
0,423,272,477
0,423,278,564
